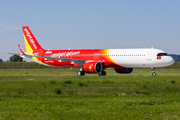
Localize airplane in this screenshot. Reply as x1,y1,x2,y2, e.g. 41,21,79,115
8,26,174,76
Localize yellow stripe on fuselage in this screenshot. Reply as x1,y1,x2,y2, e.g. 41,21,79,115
101,49,120,66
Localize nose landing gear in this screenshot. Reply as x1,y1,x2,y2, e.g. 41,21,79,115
151,67,156,76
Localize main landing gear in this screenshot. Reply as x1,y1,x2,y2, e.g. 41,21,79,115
77,68,85,76
77,70,107,76
77,68,106,76
98,71,106,76
77,71,85,76
151,67,156,76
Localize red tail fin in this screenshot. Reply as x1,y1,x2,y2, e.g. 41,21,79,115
22,26,44,54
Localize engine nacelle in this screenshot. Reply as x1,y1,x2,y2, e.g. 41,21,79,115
83,62,102,73
115,68,133,74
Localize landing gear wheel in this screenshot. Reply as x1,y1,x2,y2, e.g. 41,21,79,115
98,71,106,76
77,71,85,76
152,72,156,76
151,67,156,76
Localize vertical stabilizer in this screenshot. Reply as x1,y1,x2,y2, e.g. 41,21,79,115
22,26,44,55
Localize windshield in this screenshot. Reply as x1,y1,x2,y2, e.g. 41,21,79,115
157,53,168,56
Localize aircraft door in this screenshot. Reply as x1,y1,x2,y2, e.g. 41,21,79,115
147,50,152,61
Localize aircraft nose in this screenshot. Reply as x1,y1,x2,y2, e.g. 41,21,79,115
168,56,175,65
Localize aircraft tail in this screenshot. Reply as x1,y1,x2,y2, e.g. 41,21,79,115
22,26,44,55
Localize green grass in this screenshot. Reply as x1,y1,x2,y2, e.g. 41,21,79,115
0,62,180,69
0,68,180,119
165,62,180,68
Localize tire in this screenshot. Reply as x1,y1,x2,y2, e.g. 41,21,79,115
77,71,85,76
98,72,102,76
77,71,81,76
152,72,156,76
98,71,106,76
81,71,85,75
102,71,106,76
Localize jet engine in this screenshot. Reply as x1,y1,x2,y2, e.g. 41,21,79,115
83,62,102,73
114,67,133,74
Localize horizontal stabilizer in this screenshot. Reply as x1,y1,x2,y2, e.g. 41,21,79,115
7,53,34,62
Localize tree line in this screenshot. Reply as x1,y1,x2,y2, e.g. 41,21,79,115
169,54,180,62
0,55,23,62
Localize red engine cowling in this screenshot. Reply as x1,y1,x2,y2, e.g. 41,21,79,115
115,68,133,74
83,62,102,73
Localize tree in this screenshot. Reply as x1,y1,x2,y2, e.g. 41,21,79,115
0,59,3,62
9,55,23,62
169,54,180,62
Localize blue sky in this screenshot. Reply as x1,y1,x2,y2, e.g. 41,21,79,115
0,0,180,61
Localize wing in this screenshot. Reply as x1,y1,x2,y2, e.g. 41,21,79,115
41,55,86,66
7,53,86,67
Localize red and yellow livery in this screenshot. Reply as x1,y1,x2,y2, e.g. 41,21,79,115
8,26,174,76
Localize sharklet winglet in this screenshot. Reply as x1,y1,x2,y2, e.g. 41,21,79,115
18,44,25,55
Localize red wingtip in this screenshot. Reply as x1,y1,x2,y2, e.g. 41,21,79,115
18,44,25,55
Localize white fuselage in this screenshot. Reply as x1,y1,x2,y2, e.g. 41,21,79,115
109,48,174,68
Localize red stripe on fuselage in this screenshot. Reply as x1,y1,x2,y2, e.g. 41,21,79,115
35,49,122,68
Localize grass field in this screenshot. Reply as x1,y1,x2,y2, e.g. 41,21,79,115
0,68,180,120
0,62,180,69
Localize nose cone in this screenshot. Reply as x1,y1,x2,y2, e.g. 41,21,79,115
167,56,175,66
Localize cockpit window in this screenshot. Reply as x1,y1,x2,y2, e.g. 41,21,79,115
157,53,168,56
